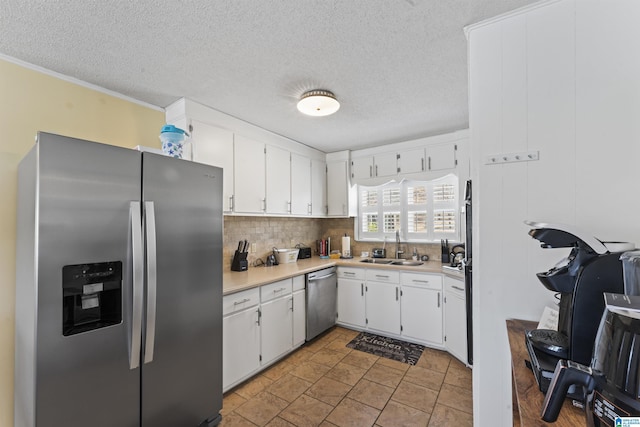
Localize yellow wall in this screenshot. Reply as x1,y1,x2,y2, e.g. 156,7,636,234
0,58,165,426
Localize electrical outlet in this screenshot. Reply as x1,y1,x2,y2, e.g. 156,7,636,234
290,239,296,247
251,243,257,253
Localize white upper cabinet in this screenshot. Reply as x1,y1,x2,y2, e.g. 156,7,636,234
311,159,327,216
350,156,374,181
291,153,311,215
234,135,266,214
189,120,235,212
326,157,349,217
397,148,425,174
373,152,398,178
265,145,291,214
427,142,457,171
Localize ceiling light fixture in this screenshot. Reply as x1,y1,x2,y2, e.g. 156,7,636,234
297,90,340,117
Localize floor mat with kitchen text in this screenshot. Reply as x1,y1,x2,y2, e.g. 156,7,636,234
346,332,425,365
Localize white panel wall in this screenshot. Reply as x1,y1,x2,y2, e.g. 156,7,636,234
467,1,640,425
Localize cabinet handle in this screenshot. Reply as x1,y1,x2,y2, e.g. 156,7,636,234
452,285,465,292
273,287,287,294
233,298,250,306
290,297,294,311
262,198,266,212
428,157,432,170
287,201,291,214
361,283,364,296
256,308,261,326
229,195,234,211
344,271,355,276
421,158,425,171
369,165,373,177
308,203,312,215
396,287,399,301
375,274,389,279
375,165,378,176
412,279,430,284
437,292,441,308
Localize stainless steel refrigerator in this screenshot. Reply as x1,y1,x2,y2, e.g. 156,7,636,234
15,132,223,427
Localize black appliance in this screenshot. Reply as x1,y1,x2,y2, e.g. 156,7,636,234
450,244,465,267
525,221,632,395
464,180,473,365
297,246,312,259
542,293,640,425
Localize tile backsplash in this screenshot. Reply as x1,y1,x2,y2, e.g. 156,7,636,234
223,216,449,270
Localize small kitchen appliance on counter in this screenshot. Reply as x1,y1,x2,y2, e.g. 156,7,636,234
296,244,312,259
524,221,633,396
542,293,640,425
450,244,465,268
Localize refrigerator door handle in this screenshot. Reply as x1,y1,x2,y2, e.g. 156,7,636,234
130,201,144,370
144,201,158,364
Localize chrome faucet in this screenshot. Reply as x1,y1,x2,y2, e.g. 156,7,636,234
395,230,404,259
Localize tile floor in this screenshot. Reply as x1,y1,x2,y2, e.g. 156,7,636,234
220,327,473,427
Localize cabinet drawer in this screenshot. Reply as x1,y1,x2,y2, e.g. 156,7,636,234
444,276,466,297
261,278,293,302
401,272,442,290
338,267,365,280
223,288,260,316
292,275,305,292
366,269,400,283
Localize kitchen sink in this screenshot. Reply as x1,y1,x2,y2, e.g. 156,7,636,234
390,260,424,266
359,258,394,264
359,259,423,266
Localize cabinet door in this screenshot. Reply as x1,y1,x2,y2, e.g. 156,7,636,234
266,145,291,214
365,282,401,335
261,296,293,365
190,120,235,212
293,290,306,347
351,156,373,181
374,152,398,178
311,159,327,216
291,154,311,215
398,148,426,174
444,276,467,363
401,286,443,344
223,308,261,391
426,143,457,171
234,135,265,213
337,278,366,328
326,160,348,216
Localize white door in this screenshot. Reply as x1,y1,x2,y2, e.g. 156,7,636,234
426,142,456,171
401,286,443,344
398,148,426,174
266,145,291,214
326,160,348,216
222,308,261,391
190,120,235,212
261,296,293,365
351,156,373,181
311,159,327,216
337,278,366,328
373,152,398,178
292,290,306,347
291,154,311,215
365,282,401,335
234,135,265,213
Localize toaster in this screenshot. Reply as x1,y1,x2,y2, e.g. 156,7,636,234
297,247,312,259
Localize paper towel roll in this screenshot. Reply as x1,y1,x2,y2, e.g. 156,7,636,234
342,236,351,257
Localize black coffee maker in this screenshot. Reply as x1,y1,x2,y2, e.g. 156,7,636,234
542,293,640,425
524,221,633,395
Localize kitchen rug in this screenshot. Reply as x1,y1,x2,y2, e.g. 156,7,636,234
346,332,425,365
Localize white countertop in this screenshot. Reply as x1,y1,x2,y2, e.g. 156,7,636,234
223,256,451,295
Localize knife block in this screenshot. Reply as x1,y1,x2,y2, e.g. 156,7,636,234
231,250,248,272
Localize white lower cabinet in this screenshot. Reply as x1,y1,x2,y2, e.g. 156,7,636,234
292,276,306,347
365,281,401,335
337,264,367,330
222,289,261,391
400,272,443,345
260,278,293,366
444,274,467,364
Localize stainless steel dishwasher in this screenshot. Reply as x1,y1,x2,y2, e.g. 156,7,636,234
306,267,337,340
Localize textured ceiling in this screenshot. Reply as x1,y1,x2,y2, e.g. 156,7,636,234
0,0,537,152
